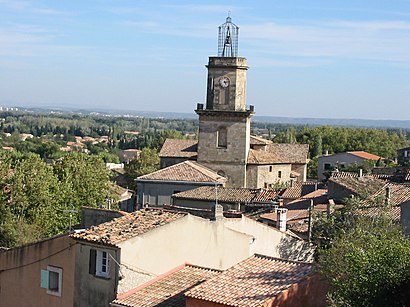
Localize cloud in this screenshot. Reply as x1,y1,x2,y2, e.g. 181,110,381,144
240,19,410,64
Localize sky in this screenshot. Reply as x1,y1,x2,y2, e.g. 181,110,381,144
1,0,410,120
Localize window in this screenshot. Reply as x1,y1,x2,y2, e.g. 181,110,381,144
89,249,110,278
324,163,332,170
40,266,62,297
217,127,227,148
278,171,282,178
269,166,273,172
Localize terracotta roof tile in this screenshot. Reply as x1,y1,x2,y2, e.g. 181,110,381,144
113,264,220,307
359,183,410,221
137,161,226,183
281,182,321,199
159,139,198,158
185,254,313,306
70,208,186,246
329,175,385,197
250,135,273,146
173,186,279,204
348,151,382,160
267,143,309,164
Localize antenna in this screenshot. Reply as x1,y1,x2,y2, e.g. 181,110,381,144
63,199,78,233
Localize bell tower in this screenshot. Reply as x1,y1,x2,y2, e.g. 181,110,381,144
196,16,255,188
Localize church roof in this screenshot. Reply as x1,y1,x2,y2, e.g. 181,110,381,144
247,144,309,165
159,139,198,158
137,161,226,183
266,143,309,164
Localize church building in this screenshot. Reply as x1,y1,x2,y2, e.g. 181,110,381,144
158,17,309,190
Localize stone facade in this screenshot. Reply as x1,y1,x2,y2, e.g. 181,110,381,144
247,163,292,188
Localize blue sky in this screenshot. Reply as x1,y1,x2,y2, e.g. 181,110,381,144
1,0,410,120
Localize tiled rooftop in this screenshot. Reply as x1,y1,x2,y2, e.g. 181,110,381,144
137,161,226,183
71,208,186,246
173,186,279,204
266,143,309,164
185,254,313,306
329,174,385,197
359,183,410,221
112,264,220,307
281,182,322,199
159,139,198,158
348,151,382,160
250,135,273,146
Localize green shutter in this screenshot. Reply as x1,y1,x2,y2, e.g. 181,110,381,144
89,249,96,275
40,269,49,289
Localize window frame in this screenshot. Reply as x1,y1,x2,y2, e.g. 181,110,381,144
89,248,110,279
40,266,63,297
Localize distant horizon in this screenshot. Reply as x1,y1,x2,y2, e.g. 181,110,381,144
4,102,410,130
1,1,410,121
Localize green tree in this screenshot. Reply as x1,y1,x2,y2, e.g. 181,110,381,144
125,147,159,179
314,199,410,306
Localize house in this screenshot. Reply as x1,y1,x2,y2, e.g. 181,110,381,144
118,149,141,164
111,263,220,307
185,254,327,307
172,186,280,212
159,139,198,168
317,151,382,180
0,233,120,307
71,207,313,294
280,181,324,205
135,160,226,208
259,189,337,239
327,172,385,202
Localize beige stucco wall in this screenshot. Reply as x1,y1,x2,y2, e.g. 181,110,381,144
224,217,313,262
74,243,119,307
0,235,76,307
247,164,292,188
118,215,251,276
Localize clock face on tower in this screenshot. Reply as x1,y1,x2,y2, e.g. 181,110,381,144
219,76,230,88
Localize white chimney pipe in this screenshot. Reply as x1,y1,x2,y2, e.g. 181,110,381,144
277,208,287,232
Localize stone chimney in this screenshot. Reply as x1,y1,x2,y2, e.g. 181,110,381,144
358,168,363,177
277,208,287,232
215,204,224,221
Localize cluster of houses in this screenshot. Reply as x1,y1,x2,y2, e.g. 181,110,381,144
1,17,410,306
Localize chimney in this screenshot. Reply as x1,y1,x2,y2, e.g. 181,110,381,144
278,197,284,207
325,150,329,156
214,204,224,221
385,186,391,206
277,208,287,232
197,103,204,110
358,168,363,177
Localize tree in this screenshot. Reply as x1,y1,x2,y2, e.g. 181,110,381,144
125,148,159,179
314,199,410,306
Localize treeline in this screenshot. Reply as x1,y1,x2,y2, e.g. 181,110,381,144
0,151,114,248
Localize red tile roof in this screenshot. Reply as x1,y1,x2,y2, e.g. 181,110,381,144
137,161,226,183
70,208,186,246
250,135,273,146
329,175,385,196
185,254,313,306
113,264,220,307
159,139,198,158
348,151,382,160
281,182,321,199
173,186,279,204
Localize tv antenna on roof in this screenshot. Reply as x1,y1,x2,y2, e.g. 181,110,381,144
63,199,77,233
